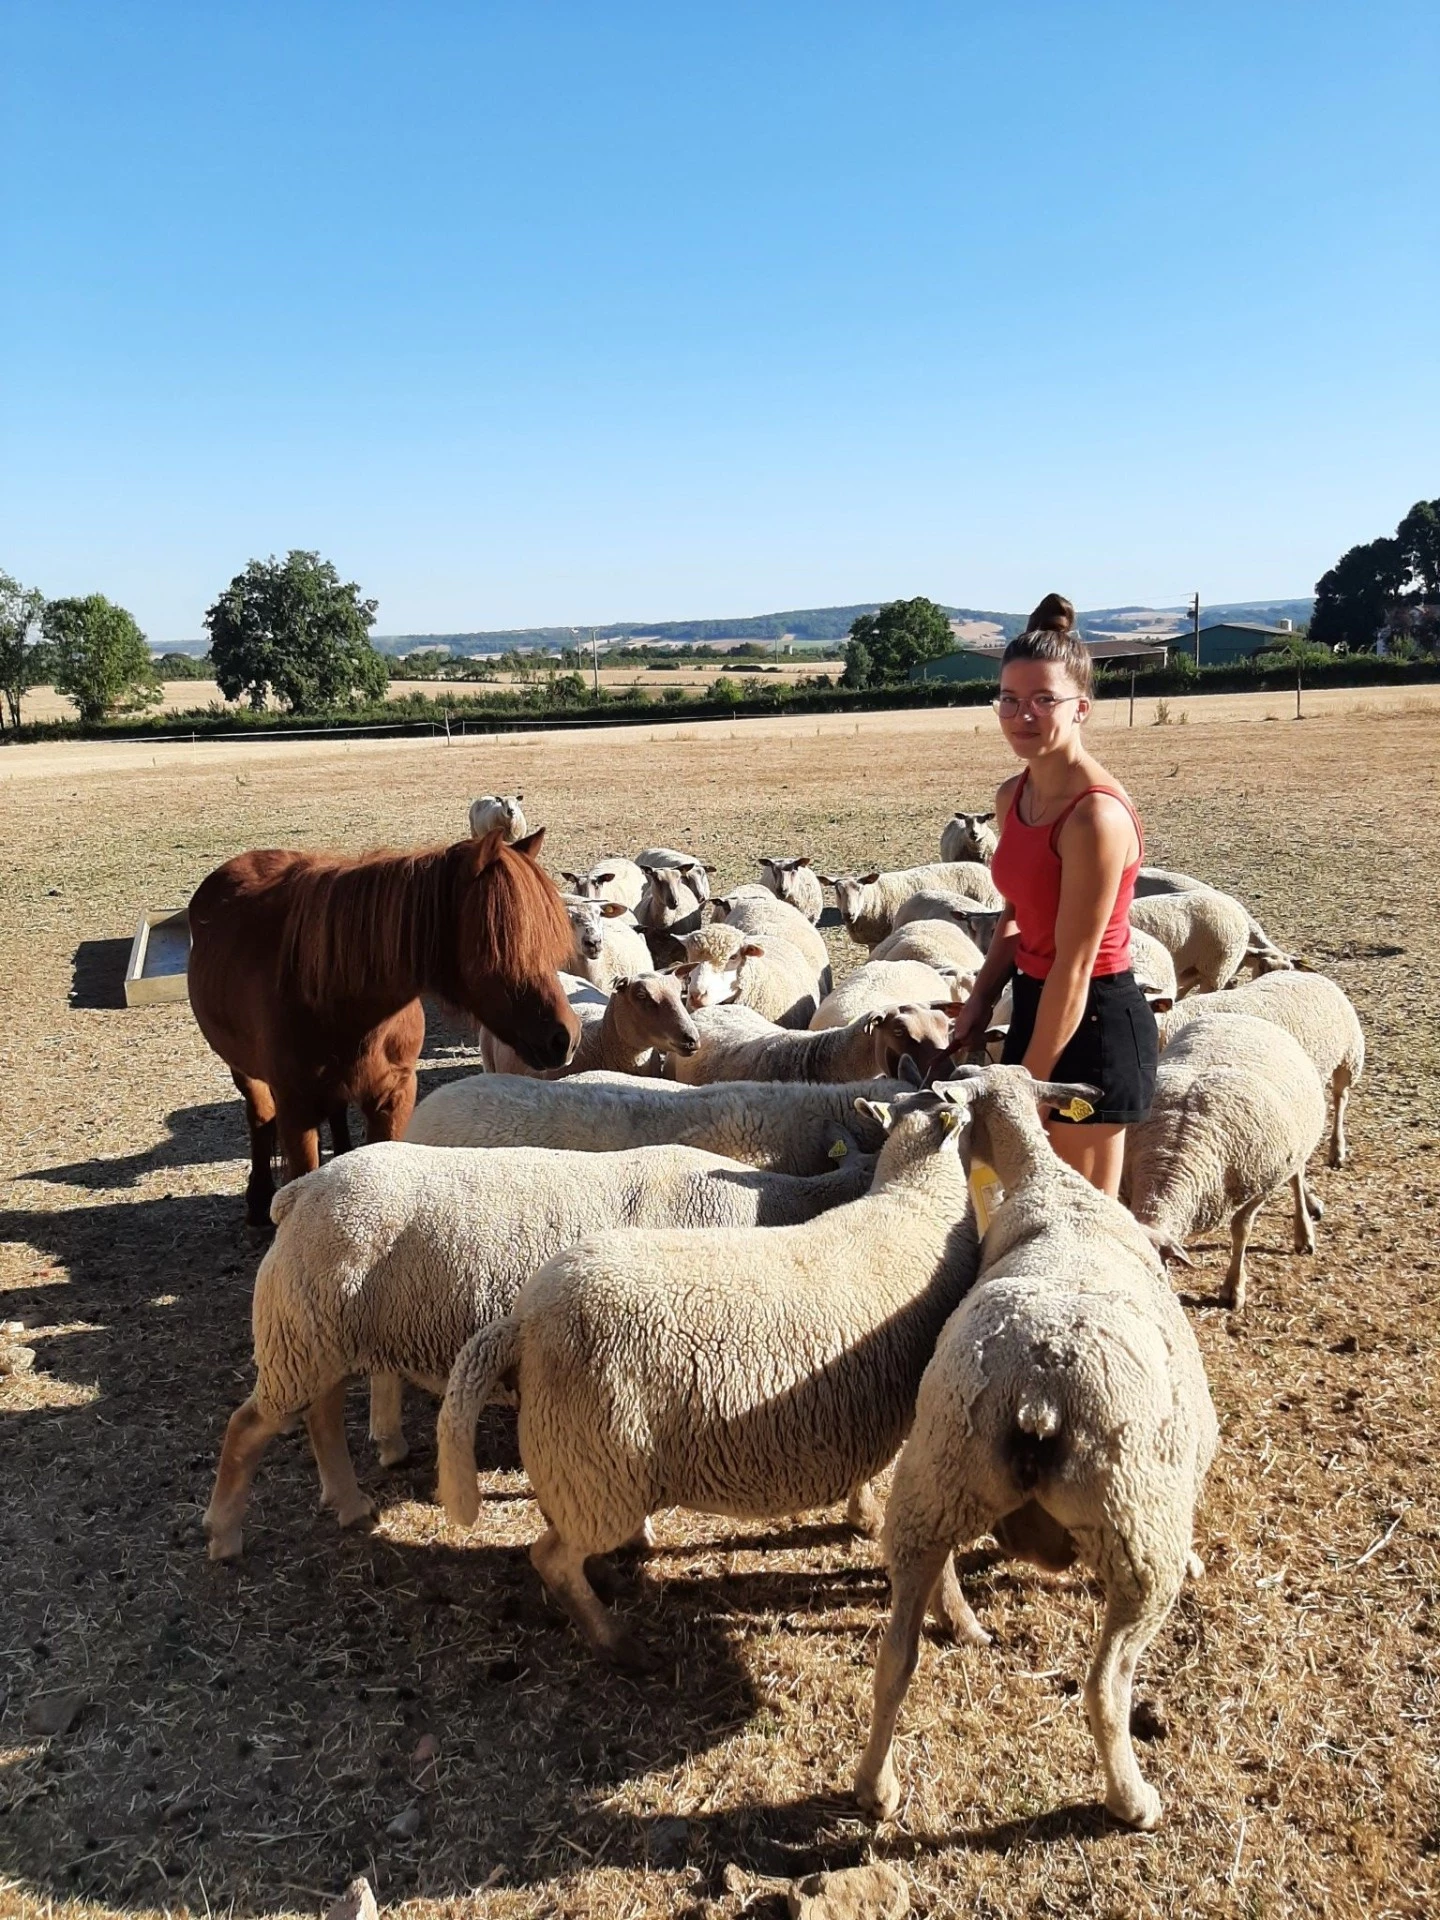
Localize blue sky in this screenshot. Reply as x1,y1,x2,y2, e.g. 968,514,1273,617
4,1,1437,641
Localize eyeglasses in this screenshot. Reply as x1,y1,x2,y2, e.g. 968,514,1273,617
993,692,1083,718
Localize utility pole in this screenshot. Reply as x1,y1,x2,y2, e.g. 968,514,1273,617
591,629,600,701
1191,592,1201,667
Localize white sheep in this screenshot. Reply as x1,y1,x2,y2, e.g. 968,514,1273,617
480,973,699,1080
939,810,998,864
669,1001,955,1085
852,1069,1218,1833
634,865,706,965
468,793,527,841
557,892,653,990
636,846,715,901
1133,867,1295,973
915,895,1177,1009
1129,887,1255,996
675,923,822,1029
1123,1011,1328,1310
868,919,986,973
557,857,648,911
202,1133,877,1560
820,861,1004,949
435,1088,992,1668
712,889,834,990
406,1068,900,1171
811,960,968,1031
1157,969,1364,1168
758,855,825,923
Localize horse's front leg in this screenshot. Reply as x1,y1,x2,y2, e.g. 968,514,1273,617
362,1067,417,1145
231,1071,279,1228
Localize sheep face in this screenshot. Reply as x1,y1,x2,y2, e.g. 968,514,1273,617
635,867,698,932
677,940,765,1011
618,975,701,1057
468,793,526,841
870,1005,955,1081
824,873,879,926
562,896,629,961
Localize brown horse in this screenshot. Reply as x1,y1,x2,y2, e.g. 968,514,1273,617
188,828,578,1225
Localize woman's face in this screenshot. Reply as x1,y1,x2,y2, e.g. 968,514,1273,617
996,659,1089,760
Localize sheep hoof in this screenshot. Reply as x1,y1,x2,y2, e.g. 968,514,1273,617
854,1764,900,1822
1108,1781,1162,1831
845,1485,884,1539
1186,1551,1205,1581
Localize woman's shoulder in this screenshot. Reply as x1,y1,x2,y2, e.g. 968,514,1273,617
1059,773,1142,854
995,771,1024,825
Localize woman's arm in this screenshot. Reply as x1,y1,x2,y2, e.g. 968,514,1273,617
1021,793,1133,1080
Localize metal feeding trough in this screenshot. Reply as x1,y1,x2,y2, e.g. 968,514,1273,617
123,908,191,1007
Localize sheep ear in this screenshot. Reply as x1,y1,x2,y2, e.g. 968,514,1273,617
559,870,582,887
1144,991,1174,1013
512,828,546,858
895,1054,924,1088
862,1010,884,1033
817,873,839,887
939,1108,965,1138
979,812,995,823
796,855,812,868
1141,1223,1196,1268
1031,1079,1103,1119
672,962,697,979
600,901,628,918
858,870,881,885
854,1097,894,1132
740,942,765,958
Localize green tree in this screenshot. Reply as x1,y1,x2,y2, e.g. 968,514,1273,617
205,551,386,713
0,570,47,732
841,597,953,687
43,594,159,723
1309,537,1407,651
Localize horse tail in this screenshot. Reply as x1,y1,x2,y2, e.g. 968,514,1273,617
436,1319,522,1526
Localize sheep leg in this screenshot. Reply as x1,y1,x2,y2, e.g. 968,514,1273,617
1223,1194,1267,1311
1084,1548,1184,1830
204,1395,288,1560
854,1541,952,1820
530,1525,657,1673
1301,1173,1324,1222
845,1480,884,1539
929,1552,992,1647
1290,1172,1316,1256
303,1383,375,1528
231,1072,278,1228
369,1374,408,1467
1329,1065,1353,1168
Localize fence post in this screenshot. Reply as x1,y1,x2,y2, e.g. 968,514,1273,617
1296,661,1302,720
1129,672,1136,728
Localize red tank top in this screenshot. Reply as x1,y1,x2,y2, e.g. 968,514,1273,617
990,770,1144,980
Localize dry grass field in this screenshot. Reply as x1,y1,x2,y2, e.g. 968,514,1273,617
1,696,1436,1919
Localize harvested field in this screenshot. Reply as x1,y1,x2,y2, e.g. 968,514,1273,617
1,697,1436,1919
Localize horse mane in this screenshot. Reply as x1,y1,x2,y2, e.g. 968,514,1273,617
282,837,572,1007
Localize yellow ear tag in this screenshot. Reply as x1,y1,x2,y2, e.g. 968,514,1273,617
939,1109,962,1137
827,1137,848,1161
1058,1095,1096,1123
968,1155,1005,1236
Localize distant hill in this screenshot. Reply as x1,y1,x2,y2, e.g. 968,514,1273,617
371,597,1312,657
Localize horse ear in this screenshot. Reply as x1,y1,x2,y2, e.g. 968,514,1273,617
472,827,506,865
512,828,546,858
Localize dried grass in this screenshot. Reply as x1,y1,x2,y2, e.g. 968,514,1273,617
1,707,1437,1918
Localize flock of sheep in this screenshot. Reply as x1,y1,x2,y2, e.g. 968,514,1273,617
202,787,1365,1834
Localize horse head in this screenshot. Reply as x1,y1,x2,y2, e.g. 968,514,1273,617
450,829,579,1070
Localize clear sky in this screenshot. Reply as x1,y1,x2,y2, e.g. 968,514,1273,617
4,1,1437,642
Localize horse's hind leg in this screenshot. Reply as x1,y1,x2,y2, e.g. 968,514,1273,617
232,1072,278,1228
327,1104,353,1155
361,1067,418,1146
276,1111,322,1187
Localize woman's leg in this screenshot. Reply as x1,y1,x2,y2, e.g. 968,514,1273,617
1045,1119,1126,1197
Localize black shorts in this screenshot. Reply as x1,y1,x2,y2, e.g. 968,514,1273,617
1001,969,1158,1125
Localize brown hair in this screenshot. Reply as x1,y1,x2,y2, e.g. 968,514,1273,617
1001,626,1094,700
1026,592,1075,632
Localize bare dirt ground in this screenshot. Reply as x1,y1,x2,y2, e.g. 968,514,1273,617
1,699,1436,1919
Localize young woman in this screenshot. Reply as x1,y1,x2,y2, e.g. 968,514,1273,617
950,614,1156,1197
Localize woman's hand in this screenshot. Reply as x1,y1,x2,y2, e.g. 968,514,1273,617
942,990,995,1060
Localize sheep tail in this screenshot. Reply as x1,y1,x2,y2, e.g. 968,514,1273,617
269,1180,304,1226
436,1319,521,1527
1006,1394,1065,1492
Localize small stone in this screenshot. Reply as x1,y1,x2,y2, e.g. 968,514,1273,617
648,1815,690,1867
0,1342,36,1376
325,1876,379,1920
24,1690,86,1736
385,1804,422,1841
1130,1698,1170,1742
788,1863,910,1920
